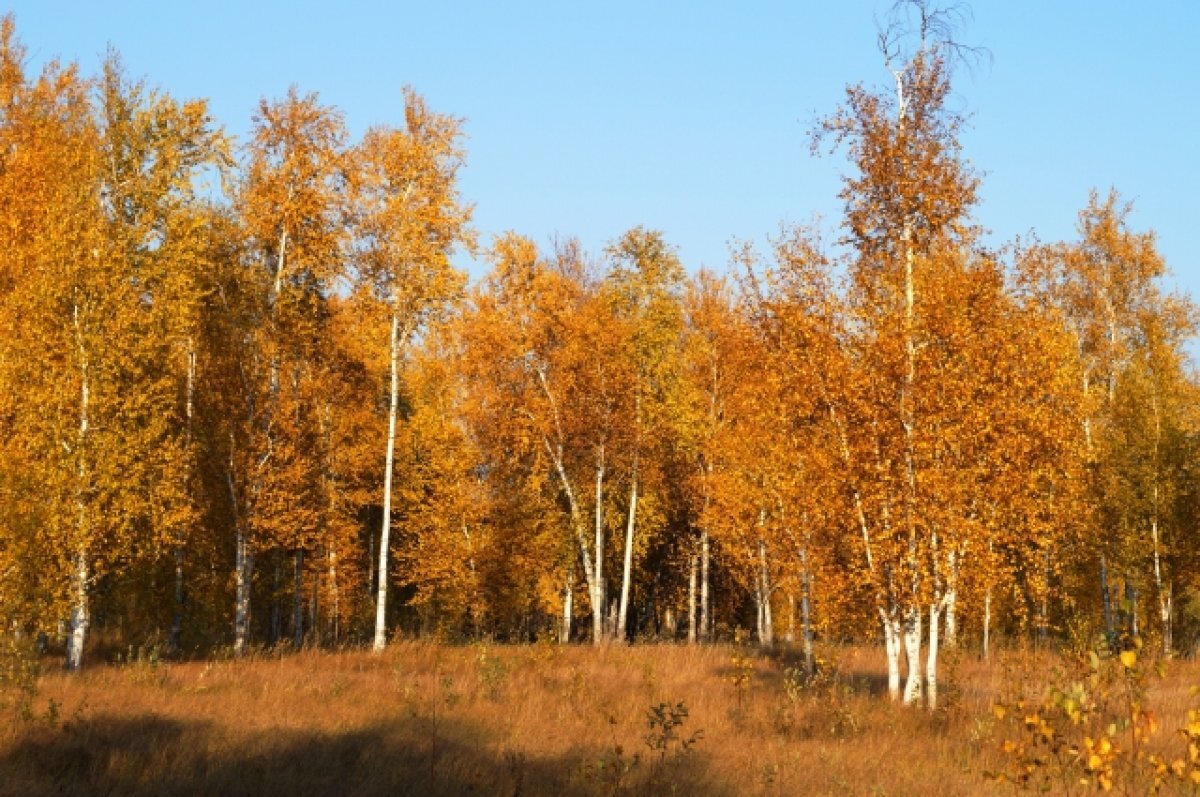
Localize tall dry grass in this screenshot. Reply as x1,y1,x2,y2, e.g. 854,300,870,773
3,641,1200,796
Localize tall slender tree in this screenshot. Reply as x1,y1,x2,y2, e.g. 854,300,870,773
604,228,686,641
354,88,472,651
815,0,983,705
237,87,349,654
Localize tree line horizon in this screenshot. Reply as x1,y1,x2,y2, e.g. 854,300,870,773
0,4,1196,710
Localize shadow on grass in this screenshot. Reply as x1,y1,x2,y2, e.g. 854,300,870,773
0,712,726,797
758,644,899,698
710,645,895,700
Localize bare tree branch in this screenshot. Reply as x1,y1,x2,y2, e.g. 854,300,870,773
879,0,993,76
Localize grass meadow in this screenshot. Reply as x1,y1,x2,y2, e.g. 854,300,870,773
4,641,1200,796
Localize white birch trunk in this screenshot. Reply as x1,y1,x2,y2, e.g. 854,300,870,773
170,340,197,654
944,590,957,647
891,65,925,710
328,548,340,644
534,365,601,643
763,589,773,647
231,459,252,656
687,553,697,644
926,601,941,710
617,464,638,641
545,445,598,630
561,569,573,644
1159,582,1173,657
67,301,90,671
896,72,922,710
882,610,901,701
755,584,764,644
1154,500,1173,656
700,528,711,641
272,230,288,301
944,549,958,647
983,586,992,661
1150,394,1172,656
65,552,89,671
757,538,773,647
373,308,402,652
461,518,479,621
233,538,254,651
902,605,922,705
592,450,606,645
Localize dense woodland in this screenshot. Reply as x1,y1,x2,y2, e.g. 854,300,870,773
0,8,1197,712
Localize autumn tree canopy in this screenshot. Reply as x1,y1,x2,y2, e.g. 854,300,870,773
0,10,1196,700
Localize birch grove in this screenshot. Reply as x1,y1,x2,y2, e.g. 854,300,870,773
0,9,1197,697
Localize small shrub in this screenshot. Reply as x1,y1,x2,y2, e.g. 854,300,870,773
0,633,39,731
645,700,704,762
728,633,755,711
579,712,640,797
475,645,508,700
986,637,1200,794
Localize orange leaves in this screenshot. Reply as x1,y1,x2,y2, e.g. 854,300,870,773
0,10,1196,658
242,87,350,305
390,332,491,629
815,52,979,279
354,89,472,318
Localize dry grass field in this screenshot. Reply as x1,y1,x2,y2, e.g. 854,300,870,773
4,641,1200,796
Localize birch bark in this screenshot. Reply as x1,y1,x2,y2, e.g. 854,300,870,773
616,461,638,640
373,306,403,651
66,301,90,671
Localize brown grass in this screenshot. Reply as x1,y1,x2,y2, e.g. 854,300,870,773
3,641,1200,796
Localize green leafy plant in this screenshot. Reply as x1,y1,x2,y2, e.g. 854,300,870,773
475,645,508,701
645,701,704,761
728,632,755,711
579,712,640,797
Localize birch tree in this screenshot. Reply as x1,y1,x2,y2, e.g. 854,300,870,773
743,229,861,671
1098,299,1197,655
815,0,983,705
94,56,230,654
237,87,349,653
603,228,685,641
462,236,624,644
354,88,472,651
679,271,740,643
0,20,98,661
1018,192,1185,646
0,31,228,667
392,324,491,636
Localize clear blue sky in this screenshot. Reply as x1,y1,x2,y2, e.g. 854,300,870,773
6,1,1198,350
